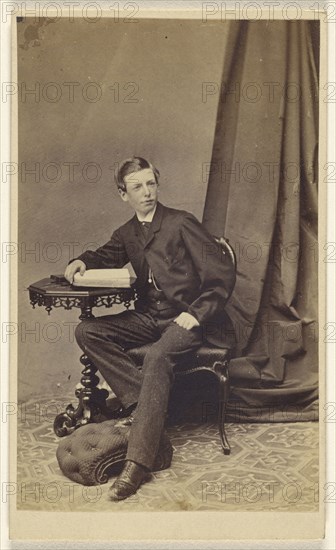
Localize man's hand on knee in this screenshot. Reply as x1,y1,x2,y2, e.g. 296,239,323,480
173,312,200,330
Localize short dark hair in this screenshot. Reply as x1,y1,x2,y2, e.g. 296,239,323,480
115,157,160,192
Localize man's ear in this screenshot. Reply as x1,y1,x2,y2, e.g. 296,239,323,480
118,188,128,202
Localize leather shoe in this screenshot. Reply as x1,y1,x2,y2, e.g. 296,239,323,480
108,460,150,501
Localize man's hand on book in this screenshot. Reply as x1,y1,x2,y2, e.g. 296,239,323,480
65,260,86,284
173,312,200,331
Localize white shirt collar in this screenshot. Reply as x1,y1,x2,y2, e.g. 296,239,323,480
136,204,157,223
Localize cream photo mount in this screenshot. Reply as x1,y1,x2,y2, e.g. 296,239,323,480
7,3,331,545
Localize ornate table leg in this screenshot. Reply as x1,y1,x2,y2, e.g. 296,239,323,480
54,355,115,437
54,302,112,437
79,305,94,320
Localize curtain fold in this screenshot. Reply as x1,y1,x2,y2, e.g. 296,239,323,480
203,21,319,421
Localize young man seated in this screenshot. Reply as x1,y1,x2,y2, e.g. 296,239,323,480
65,156,235,501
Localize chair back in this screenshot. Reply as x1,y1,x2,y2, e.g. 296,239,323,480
213,236,237,301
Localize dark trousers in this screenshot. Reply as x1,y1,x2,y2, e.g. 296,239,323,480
75,309,203,470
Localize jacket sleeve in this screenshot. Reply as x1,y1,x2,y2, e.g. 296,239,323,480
74,228,129,270
180,214,236,325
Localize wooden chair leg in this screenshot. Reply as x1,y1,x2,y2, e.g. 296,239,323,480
215,361,231,455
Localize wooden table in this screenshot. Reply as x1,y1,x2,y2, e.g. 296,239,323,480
28,276,136,436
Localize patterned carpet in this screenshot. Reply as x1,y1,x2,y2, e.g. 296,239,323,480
16,395,319,512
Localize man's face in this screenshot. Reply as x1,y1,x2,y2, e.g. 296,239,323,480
119,168,159,216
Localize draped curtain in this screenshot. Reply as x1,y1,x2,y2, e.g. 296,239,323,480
203,21,319,421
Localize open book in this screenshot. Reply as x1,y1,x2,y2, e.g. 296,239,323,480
73,269,136,288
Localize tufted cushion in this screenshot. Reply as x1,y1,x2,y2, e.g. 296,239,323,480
56,419,173,486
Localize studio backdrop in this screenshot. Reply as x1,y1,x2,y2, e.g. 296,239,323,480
203,20,319,421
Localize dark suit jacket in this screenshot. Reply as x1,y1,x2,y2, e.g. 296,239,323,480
76,202,236,348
